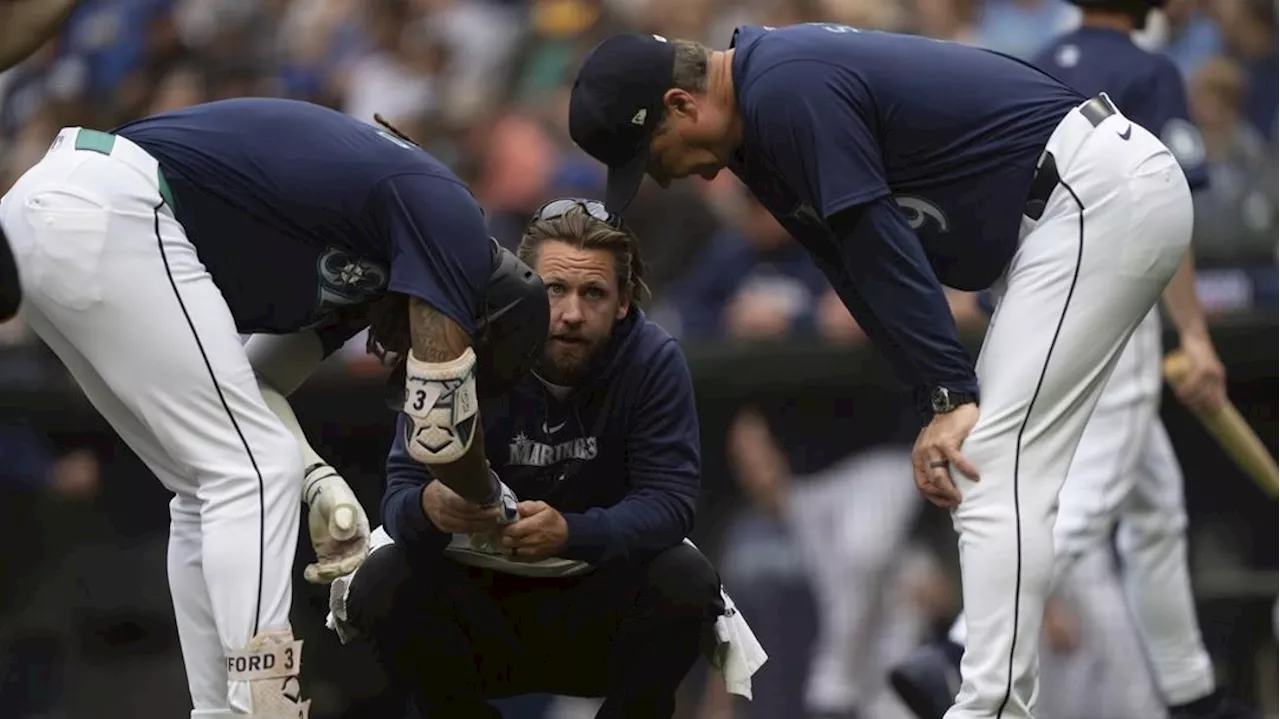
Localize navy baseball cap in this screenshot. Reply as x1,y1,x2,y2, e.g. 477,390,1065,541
569,33,676,214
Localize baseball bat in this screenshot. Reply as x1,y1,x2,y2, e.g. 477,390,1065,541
1163,350,1278,498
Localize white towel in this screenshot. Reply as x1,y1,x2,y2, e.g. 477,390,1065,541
325,529,768,699
680,538,768,700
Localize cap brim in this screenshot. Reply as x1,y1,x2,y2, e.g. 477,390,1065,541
604,144,649,215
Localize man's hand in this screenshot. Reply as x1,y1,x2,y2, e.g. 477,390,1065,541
1171,333,1227,416
912,403,981,508
421,479,502,534
499,501,568,562
303,464,372,584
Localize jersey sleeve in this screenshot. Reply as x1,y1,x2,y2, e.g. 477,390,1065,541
373,174,493,338
743,59,890,218
827,198,979,415
1135,60,1209,192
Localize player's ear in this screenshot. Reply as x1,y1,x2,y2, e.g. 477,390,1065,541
662,88,696,121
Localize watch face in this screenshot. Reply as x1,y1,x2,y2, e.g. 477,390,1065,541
931,387,949,412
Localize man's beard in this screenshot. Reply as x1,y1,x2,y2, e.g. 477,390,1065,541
536,336,603,385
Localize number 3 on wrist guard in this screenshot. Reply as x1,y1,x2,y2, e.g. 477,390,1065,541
402,347,479,465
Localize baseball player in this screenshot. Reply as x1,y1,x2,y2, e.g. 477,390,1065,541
889,3,1256,718
568,23,1193,718
0,0,84,321
0,97,547,717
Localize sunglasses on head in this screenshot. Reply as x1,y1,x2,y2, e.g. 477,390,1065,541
532,198,624,229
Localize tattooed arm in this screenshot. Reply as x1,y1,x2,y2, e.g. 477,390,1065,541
0,0,80,72
404,297,496,505
375,170,499,506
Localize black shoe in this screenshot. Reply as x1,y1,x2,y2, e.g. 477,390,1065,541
887,641,961,719
1170,689,1260,719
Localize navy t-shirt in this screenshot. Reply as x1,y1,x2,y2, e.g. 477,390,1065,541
728,23,1083,398
1033,27,1209,191
115,99,491,347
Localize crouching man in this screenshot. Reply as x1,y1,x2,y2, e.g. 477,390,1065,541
343,199,724,719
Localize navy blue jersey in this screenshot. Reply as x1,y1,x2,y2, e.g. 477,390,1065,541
728,23,1084,400
1033,27,1208,191
114,99,491,345
730,24,1082,290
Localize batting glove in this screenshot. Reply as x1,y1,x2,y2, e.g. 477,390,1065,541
468,476,519,554
486,476,520,524
302,463,371,584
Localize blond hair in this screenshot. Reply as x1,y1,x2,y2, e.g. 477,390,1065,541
517,205,651,302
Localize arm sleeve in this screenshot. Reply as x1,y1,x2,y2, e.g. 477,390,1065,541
560,341,701,565
1134,61,1209,192
827,200,978,398
748,63,977,399
247,313,367,398
381,415,451,553
374,174,493,338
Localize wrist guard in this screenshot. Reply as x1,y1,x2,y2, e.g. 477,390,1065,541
402,348,479,465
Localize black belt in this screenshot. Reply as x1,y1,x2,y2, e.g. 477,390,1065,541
1079,93,1119,128
1023,94,1118,220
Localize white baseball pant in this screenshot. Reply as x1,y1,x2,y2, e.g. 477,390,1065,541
1053,307,1216,705
949,311,1215,709
0,128,307,718
785,446,922,715
1036,546,1165,719
943,98,1192,718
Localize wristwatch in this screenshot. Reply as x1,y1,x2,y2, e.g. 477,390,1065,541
930,386,979,414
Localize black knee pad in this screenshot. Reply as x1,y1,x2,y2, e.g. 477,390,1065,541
642,544,724,620
346,546,472,634
345,544,418,634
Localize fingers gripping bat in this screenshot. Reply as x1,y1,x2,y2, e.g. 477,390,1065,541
1163,350,1278,499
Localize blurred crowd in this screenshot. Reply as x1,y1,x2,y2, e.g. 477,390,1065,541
0,0,1276,298
0,0,1270,354
0,1,1275,718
